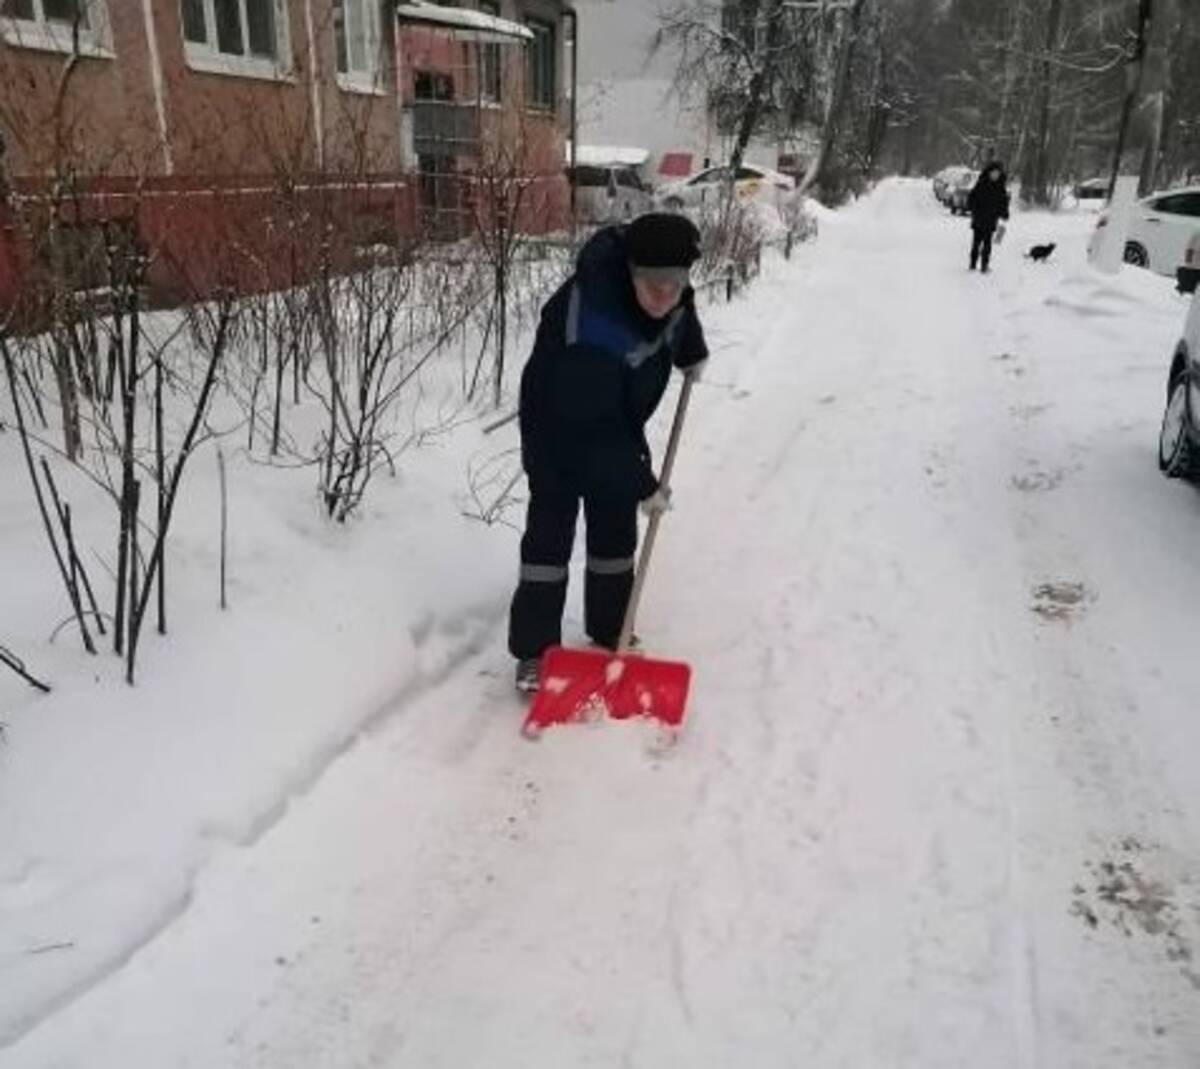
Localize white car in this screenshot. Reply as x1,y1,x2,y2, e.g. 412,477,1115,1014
933,165,972,206
656,163,796,211
1088,185,1200,277
567,163,654,224
946,169,978,215
1158,285,1200,483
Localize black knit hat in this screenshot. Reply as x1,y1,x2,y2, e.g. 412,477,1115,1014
626,212,701,270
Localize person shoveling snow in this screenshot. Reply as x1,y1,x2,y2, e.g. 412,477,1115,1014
506,212,708,731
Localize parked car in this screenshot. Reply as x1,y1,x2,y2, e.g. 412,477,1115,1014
656,163,795,211
1158,288,1200,482
931,170,950,203
567,163,653,224
1088,185,1200,277
933,165,972,206
1074,177,1109,200
947,169,978,214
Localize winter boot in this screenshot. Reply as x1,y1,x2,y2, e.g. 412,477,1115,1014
589,634,643,655
515,657,541,694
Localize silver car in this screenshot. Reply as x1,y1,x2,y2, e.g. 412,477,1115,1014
568,164,653,225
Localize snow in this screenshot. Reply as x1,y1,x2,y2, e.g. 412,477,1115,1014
567,144,650,168
393,0,532,42
4,179,1200,1066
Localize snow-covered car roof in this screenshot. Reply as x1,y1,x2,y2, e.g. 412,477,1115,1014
568,144,650,168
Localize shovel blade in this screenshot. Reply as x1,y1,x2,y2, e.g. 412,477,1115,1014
522,645,692,737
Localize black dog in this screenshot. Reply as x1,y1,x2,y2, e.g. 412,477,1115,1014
1026,243,1056,262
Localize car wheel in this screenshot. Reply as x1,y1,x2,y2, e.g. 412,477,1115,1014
1158,375,1200,481
1123,241,1150,269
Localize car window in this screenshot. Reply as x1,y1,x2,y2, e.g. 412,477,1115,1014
1149,193,1200,216
734,166,762,181
566,166,610,189
1169,193,1200,218
615,168,644,190
690,167,725,185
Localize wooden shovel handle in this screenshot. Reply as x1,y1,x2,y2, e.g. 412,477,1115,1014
617,373,695,655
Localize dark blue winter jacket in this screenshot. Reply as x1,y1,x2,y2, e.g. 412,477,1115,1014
518,225,708,502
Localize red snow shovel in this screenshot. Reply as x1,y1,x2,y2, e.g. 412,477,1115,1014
522,375,696,739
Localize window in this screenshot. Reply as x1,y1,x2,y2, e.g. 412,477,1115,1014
615,168,645,191
333,0,382,91
0,0,112,56
414,70,453,101
566,165,610,189
181,0,290,79
478,0,501,103
525,17,555,110
719,0,754,51
1154,193,1200,219
690,167,726,186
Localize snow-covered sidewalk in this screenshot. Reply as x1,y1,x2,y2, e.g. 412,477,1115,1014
3,179,1199,1067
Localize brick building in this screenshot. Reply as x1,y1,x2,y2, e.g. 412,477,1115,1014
0,0,573,309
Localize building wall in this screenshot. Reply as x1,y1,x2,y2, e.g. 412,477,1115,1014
398,0,570,235
0,4,165,177
0,0,568,313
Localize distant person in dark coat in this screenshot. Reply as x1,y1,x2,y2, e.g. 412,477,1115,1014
967,162,1010,273
508,212,709,693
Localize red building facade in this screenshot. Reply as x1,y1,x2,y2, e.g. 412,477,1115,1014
0,0,572,311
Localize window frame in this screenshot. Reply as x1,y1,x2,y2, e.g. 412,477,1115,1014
0,0,113,58
181,0,293,82
524,15,555,111
333,0,384,95
477,0,502,105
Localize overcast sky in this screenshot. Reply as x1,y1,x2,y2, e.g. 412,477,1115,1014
573,0,675,82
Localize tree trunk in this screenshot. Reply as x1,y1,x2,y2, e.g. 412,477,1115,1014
798,0,867,197
1024,0,1065,205
1108,0,1153,197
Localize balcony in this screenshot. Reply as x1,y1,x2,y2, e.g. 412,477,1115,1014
410,101,481,157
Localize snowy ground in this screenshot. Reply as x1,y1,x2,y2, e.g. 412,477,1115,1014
3,178,1200,1067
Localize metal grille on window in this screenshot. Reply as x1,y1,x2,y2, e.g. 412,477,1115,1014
400,12,554,241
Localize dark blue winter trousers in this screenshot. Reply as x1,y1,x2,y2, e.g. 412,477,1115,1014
508,475,637,660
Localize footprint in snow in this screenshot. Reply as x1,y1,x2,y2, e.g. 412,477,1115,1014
1031,580,1094,622
1011,465,1065,493
1070,837,1200,993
